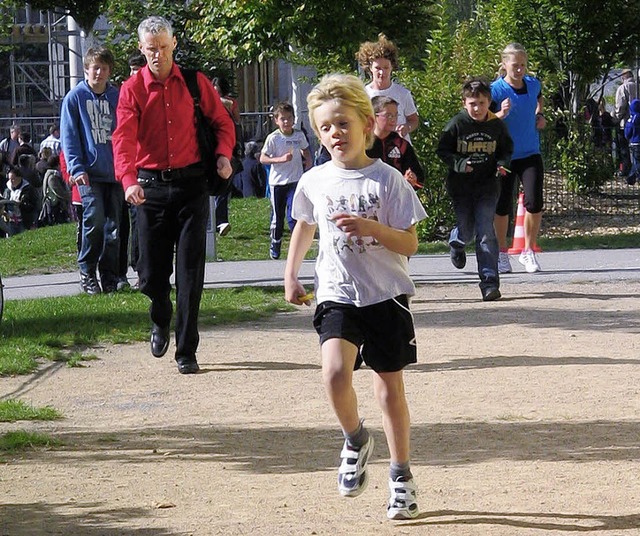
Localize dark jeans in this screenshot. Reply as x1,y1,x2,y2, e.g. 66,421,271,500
269,182,297,242
629,144,640,182
449,190,499,291
617,128,631,176
77,181,124,287
118,203,139,278
137,176,209,363
214,191,229,226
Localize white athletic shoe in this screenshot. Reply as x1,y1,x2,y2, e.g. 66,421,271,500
498,251,512,274
387,476,419,520
518,249,541,273
337,435,374,498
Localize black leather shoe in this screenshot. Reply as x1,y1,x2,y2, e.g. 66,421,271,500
450,247,466,269
481,287,501,302
177,361,200,374
150,324,170,358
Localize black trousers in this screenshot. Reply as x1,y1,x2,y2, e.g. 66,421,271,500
137,175,209,363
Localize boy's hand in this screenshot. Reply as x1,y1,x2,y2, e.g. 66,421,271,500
465,164,474,173
330,211,372,239
404,169,421,188
497,165,510,176
535,113,547,130
285,278,311,306
282,149,294,163
500,98,511,117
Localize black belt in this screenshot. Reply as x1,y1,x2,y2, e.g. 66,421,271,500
138,163,205,183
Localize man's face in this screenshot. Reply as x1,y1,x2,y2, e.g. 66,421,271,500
84,60,111,93
10,128,20,141
139,30,176,80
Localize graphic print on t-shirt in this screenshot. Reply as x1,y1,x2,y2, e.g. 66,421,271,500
325,190,381,254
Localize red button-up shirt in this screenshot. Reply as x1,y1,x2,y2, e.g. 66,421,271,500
113,62,235,191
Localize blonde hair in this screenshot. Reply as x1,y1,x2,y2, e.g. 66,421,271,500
355,34,399,74
307,73,375,149
499,42,528,76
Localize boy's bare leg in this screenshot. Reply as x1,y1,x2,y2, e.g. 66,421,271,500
524,210,542,250
321,338,360,435
373,370,410,463
494,213,509,250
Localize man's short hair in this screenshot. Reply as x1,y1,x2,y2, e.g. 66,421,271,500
83,46,115,72
462,76,492,100
138,16,173,41
49,124,59,135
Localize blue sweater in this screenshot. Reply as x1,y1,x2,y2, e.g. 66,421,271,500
490,75,542,160
624,99,640,145
60,80,119,182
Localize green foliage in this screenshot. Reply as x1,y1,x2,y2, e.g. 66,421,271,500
0,430,62,453
552,123,615,193
188,0,438,70
0,400,62,422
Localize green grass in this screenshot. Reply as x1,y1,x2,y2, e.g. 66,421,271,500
0,286,292,376
0,430,62,453
0,399,62,422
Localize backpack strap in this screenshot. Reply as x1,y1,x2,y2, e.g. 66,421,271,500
181,67,202,109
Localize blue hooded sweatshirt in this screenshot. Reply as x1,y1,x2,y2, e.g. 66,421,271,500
624,99,640,145
60,80,119,182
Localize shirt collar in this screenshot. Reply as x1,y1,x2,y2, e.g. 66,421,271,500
141,62,182,90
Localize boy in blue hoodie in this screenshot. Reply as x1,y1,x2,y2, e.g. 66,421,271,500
623,98,640,186
437,77,513,301
61,47,122,294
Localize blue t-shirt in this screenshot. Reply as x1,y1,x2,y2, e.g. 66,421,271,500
490,75,541,160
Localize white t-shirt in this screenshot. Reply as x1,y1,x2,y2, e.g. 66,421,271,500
292,159,427,307
262,129,309,186
365,81,418,142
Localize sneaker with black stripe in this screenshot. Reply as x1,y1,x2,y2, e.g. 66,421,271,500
337,435,374,497
387,476,419,520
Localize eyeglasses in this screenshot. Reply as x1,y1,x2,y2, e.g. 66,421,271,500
376,113,398,120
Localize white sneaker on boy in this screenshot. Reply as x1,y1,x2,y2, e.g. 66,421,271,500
387,476,419,520
337,436,374,498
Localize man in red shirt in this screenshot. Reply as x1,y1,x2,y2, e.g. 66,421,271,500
112,15,235,374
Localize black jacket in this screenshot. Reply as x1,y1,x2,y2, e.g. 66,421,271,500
436,110,513,197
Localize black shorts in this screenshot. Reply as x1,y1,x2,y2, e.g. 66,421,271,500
313,295,417,373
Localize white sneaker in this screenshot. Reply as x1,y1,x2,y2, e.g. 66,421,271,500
337,436,374,498
387,476,419,520
518,249,541,273
498,252,512,273
217,222,231,236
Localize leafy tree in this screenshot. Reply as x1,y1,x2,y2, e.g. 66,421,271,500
188,0,437,71
473,0,640,114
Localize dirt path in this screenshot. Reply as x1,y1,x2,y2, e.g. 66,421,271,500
2,280,640,535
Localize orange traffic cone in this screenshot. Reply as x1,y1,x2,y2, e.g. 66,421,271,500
507,193,526,254
507,193,542,254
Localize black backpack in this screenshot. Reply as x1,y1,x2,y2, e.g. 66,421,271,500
181,68,243,196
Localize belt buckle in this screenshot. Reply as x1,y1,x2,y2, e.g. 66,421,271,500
160,169,174,182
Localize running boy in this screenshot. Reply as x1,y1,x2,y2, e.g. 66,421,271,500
367,96,424,190
436,76,513,302
284,73,426,520
260,101,311,259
